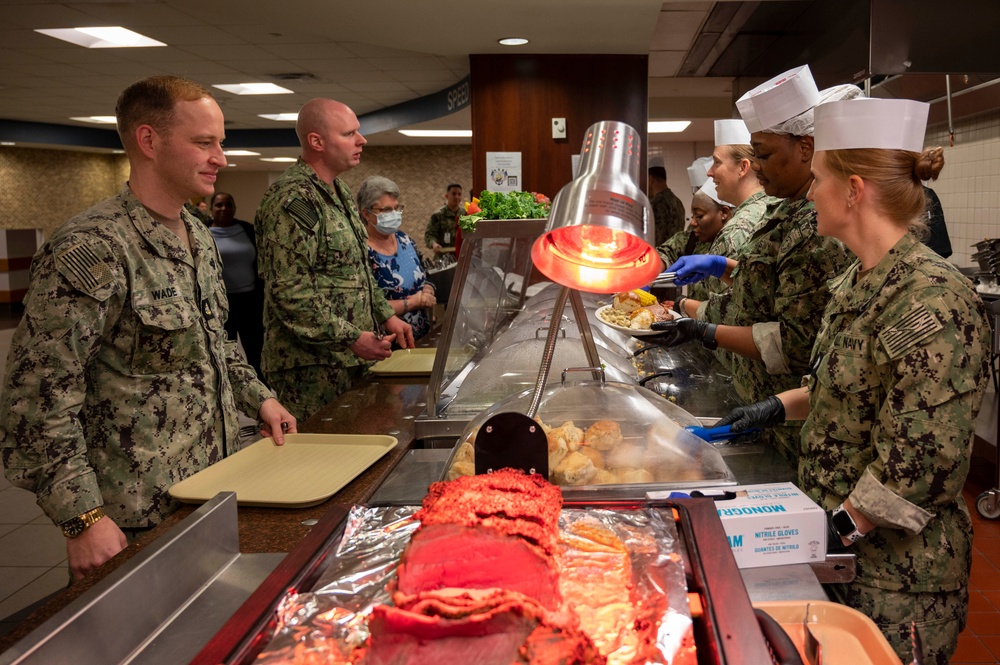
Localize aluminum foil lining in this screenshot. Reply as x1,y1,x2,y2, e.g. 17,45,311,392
255,504,695,664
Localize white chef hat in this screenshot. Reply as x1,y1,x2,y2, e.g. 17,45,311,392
814,98,929,152
737,65,820,134
714,119,752,146
649,155,666,169
695,178,734,208
687,156,713,190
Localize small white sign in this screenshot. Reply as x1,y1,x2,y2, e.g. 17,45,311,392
486,152,522,193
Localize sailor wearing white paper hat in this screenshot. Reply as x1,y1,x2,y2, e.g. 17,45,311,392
686,156,713,193
706,118,775,261
652,64,853,467
732,96,989,665
647,155,686,246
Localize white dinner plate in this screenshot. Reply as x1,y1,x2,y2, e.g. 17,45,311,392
594,305,679,337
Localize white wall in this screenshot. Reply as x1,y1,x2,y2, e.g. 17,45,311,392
925,110,1000,269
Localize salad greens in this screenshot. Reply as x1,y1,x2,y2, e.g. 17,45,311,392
458,190,551,231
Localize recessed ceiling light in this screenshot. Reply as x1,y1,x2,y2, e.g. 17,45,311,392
70,116,117,124
223,150,260,156
36,27,165,48
258,113,299,121
227,163,237,167
648,121,691,133
214,83,293,95
498,37,529,46
398,129,472,138
261,157,298,163
1,141,15,146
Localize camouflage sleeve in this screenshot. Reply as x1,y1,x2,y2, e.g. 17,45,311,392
225,336,274,414
850,292,990,535
0,234,125,524
761,235,849,375
424,212,443,247
656,230,692,267
697,288,731,323
258,197,365,349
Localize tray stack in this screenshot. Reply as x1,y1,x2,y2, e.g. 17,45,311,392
972,238,1000,295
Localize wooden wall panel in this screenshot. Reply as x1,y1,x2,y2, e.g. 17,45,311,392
470,54,648,201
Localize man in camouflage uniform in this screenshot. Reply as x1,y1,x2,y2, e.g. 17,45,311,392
800,233,991,663
648,162,686,247
424,183,462,254
255,99,414,422
0,76,294,581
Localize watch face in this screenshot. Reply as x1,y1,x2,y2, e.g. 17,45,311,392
62,518,85,538
831,509,856,536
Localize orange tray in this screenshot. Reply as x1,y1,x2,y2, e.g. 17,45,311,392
753,600,902,665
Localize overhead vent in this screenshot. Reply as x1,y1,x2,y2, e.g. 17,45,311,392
270,72,319,82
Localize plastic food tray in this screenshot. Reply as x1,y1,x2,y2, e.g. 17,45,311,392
370,348,438,376
752,600,902,664
168,434,397,508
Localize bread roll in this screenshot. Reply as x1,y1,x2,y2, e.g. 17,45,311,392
553,451,597,486
629,308,654,330
613,291,643,313
591,468,618,485
577,445,605,468
453,441,474,464
585,420,623,451
615,468,654,484
549,421,584,451
607,442,645,469
546,430,569,471
446,460,475,481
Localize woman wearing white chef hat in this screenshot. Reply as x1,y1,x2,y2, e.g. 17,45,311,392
715,97,992,664
654,64,853,467
657,179,734,303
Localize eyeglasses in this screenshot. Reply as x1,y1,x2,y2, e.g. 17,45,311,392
369,204,404,213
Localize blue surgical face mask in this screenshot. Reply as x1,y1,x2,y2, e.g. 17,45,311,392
375,210,402,235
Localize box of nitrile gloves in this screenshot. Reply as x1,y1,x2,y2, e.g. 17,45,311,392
679,482,827,569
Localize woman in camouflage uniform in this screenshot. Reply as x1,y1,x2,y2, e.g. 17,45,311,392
717,98,992,664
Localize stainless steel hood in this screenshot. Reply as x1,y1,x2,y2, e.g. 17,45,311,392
678,0,1000,121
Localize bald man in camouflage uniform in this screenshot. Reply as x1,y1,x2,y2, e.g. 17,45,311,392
256,99,413,422
800,234,991,662
0,76,294,581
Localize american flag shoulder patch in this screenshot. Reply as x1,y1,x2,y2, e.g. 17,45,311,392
285,198,320,228
55,242,114,294
877,304,943,360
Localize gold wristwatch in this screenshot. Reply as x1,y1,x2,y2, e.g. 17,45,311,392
60,507,106,538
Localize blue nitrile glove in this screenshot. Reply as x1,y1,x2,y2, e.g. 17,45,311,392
648,317,708,347
715,395,786,432
666,255,727,286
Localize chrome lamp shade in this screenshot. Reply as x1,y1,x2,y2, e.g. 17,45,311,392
531,121,663,293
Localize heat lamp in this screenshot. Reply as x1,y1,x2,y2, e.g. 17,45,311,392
475,121,663,476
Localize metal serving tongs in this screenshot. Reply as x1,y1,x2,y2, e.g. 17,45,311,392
649,272,677,288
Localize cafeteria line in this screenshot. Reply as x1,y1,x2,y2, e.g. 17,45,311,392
0,58,998,665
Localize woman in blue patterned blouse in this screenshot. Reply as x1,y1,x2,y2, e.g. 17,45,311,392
358,176,437,343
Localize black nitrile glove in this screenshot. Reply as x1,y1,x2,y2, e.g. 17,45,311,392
826,512,849,553
648,317,708,347
716,395,786,432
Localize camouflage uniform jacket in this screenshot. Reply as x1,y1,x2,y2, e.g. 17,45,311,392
696,190,776,324
0,186,272,529
800,234,991,592
699,196,851,404
651,187,687,247
255,160,394,375
424,204,460,249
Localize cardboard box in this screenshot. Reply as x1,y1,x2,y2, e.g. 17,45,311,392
671,482,828,569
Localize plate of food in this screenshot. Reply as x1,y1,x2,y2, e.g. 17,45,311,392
595,290,679,336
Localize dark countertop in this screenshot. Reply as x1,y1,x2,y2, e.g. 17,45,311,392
0,372,431,654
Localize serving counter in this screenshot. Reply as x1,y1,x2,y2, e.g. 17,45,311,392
0,276,838,664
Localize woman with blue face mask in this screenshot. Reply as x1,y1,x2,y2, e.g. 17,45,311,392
358,176,437,343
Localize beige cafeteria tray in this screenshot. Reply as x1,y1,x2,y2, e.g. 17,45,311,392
168,433,397,508
753,600,902,665
370,348,437,376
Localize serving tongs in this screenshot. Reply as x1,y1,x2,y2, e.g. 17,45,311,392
649,272,677,287
685,424,760,443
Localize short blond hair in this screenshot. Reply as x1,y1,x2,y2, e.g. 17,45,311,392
115,75,213,154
